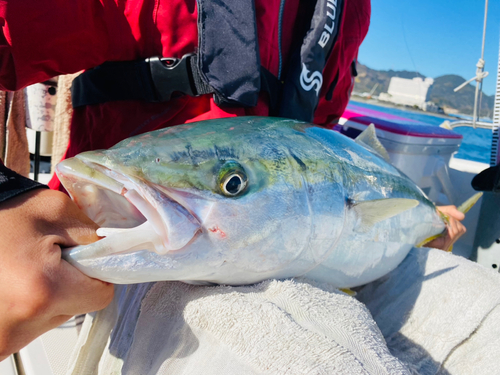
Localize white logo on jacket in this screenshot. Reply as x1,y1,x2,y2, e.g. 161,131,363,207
319,0,338,48
300,63,323,96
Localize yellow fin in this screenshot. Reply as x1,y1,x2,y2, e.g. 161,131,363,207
416,233,444,248
417,210,449,249
353,198,419,232
457,192,483,214
355,124,391,163
340,288,357,297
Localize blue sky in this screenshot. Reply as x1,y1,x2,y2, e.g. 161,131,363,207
358,0,500,95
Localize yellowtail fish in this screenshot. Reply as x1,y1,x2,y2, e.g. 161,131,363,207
57,117,446,287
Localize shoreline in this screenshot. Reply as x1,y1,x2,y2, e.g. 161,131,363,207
350,96,462,121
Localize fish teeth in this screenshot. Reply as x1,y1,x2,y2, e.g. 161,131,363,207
93,221,165,255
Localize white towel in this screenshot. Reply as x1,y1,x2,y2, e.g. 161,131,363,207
67,279,409,375
356,247,500,375
66,247,500,375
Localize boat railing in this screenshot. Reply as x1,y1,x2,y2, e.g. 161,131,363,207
444,120,498,130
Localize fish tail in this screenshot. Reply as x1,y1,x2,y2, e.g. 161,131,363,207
417,193,482,251
457,192,483,214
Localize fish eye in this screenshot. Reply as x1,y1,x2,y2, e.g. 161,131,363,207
218,161,248,197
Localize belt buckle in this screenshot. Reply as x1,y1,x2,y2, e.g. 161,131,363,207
147,53,197,102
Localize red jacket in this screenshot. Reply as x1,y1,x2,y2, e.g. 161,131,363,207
0,0,370,190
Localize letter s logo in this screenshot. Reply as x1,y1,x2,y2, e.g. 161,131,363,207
300,63,323,96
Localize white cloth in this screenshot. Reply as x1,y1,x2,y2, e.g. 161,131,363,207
66,248,500,375
356,247,500,375
68,280,408,375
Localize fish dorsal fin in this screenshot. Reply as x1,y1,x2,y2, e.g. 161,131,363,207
352,198,419,232
355,124,391,163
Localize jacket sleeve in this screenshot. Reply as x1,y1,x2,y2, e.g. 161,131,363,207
0,162,47,204
0,0,115,91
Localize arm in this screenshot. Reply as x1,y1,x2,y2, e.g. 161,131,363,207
0,165,113,360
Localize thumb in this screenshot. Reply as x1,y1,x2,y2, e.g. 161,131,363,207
36,189,101,247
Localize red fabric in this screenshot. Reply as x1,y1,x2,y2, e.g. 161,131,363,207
0,0,370,190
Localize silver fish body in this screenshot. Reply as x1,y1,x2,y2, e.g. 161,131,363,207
57,117,444,287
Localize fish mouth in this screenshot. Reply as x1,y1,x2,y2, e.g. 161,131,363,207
56,157,203,260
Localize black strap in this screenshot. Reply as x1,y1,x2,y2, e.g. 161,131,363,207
71,55,283,113
260,66,283,116
71,54,215,108
278,0,345,122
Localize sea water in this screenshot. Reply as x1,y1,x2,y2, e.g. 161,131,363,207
348,100,493,164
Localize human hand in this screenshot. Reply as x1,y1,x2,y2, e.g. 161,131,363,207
0,188,114,360
425,205,466,252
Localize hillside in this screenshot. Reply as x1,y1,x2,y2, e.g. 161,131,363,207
354,63,494,117
428,75,493,117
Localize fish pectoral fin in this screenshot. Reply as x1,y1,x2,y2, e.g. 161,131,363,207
352,198,419,232
355,123,391,163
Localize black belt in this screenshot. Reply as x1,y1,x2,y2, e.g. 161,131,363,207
71,53,282,113
71,53,214,108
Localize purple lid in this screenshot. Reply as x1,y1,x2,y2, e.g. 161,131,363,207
342,104,462,139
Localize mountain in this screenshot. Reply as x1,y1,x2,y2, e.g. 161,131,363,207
427,75,493,117
354,63,494,117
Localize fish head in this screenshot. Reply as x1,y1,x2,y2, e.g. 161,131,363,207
57,118,343,284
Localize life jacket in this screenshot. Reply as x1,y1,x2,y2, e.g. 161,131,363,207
72,0,347,123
